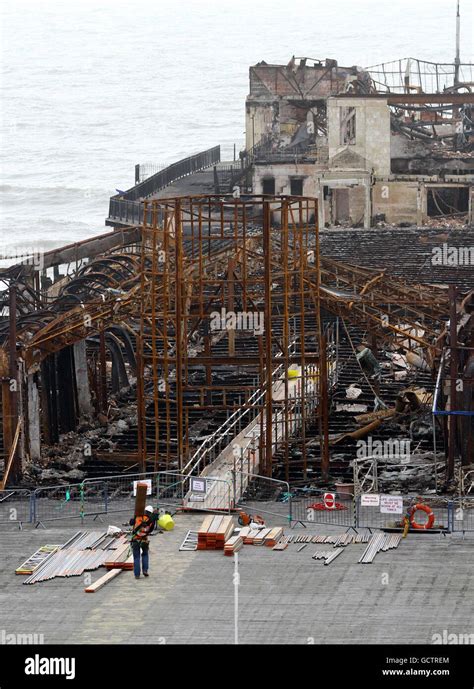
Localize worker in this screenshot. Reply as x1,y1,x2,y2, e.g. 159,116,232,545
129,505,157,579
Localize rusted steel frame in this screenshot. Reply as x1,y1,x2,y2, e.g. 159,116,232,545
0,349,13,473
241,202,248,311
294,199,307,478
150,204,160,472
4,285,19,478
0,416,22,489
227,257,236,356
174,199,185,470
135,335,145,470
263,201,273,477
319,334,330,480
198,201,204,317
22,291,138,351
162,211,171,467
98,328,107,414
190,197,195,261
448,284,458,480
282,200,290,483
319,294,442,352
138,204,149,470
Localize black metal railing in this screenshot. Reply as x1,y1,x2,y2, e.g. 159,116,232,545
108,145,221,225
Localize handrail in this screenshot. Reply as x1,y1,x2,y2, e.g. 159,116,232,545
181,339,298,478
108,146,221,224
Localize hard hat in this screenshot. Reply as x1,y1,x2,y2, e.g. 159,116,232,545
145,505,154,514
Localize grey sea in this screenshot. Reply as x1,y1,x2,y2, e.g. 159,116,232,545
1,0,472,251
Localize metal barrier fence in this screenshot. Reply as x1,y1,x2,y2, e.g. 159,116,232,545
0,489,33,526
183,475,233,514
108,146,221,224
83,471,163,518
290,489,356,528
452,497,474,533
233,471,292,523
33,483,91,525
357,495,451,531
3,475,473,533
155,469,233,514
32,472,166,525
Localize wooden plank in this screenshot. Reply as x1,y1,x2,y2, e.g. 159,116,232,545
104,543,130,568
272,541,288,551
85,568,122,593
198,515,214,534
134,482,148,516
216,516,232,534
209,515,223,533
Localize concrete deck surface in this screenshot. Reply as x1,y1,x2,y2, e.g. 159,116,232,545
0,512,472,645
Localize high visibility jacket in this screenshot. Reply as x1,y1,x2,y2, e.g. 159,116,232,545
130,515,154,543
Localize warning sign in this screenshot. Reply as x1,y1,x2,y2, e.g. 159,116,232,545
380,495,403,514
361,493,380,507
190,477,207,494
323,492,336,510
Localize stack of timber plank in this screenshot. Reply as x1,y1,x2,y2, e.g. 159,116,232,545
253,528,272,545
197,515,234,550
105,543,133,570
264,527,284,547
224,535,243,556
238,526,284,546
242,528,260,545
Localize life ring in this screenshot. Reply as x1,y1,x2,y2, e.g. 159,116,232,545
409,503,435,530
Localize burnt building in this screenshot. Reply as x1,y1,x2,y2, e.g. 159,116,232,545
249,57,474,228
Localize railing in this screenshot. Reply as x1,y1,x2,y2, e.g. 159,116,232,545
452,497,474,533
135,163,167,183
291,489,356,528
2,480,472,533
182,321,337,482
233,471,291,522
0,488,32,526
181,340,298,478
108,145,221,225
357,495,451,531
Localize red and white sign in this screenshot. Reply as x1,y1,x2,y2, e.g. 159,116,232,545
323,492,336,510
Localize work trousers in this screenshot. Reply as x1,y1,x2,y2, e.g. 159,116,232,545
131,540,149,577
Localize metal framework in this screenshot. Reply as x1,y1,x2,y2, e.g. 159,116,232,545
0,195,466,488
138,194,327,479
